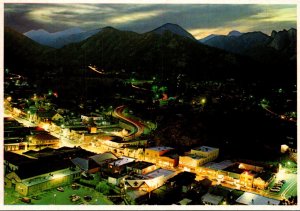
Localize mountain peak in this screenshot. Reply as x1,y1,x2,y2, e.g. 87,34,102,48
198,34,218,43
150,23,196,40
271,30,277,38
101,26,119,32
227,30,242,37
24,29,50,35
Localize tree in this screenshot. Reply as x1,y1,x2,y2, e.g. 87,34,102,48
96,181,112,195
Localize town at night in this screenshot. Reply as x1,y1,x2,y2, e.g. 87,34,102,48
3,3,298,208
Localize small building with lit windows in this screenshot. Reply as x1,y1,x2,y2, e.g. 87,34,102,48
179,146,219,171
144,146,174,163
108,156,135,174
191,146,219,162
27,133,60,149
198,161,274,190
126,161,156,175
125,168,176,192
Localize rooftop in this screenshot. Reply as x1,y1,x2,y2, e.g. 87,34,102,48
23,146,95,159
201,193,224,205
223,163,256,175
71,157,99,171
185,153,205,160
146,146,174,152
31,133,59,141
193,146,218,152
4,151,36,166
236,192,280,205
127,161,155,170
145,168,175,179
89,152,118,165
109,156,135,167
204,160,234,170
22,167,81,186
15,158,75,180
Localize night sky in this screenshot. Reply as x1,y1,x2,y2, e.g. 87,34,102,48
4,3,297,39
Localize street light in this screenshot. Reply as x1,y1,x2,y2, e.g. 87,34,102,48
53,194,56,205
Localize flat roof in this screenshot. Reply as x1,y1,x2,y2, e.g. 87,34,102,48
146,146,174,152
145,168,175,178
109,156,135,166
193,146,218,152
236,192,280,205
204,160,234,170
223,163,250,174
32,133,58,140
22,168,81,186
201,193,223,205
184,154,205,160
127,161,155,170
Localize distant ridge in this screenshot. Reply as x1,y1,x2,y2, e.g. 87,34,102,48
149,23,196,40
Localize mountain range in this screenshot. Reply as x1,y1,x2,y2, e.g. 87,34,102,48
5,23,296,88
24,28,101,48
199,28,296,61
24,23,195,48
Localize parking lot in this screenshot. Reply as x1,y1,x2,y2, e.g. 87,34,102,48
6,183,114,205
267,170,297,200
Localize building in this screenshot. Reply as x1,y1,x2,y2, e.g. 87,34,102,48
144,146,174,163
99,136,148,153
71,157,100,174
199,161,274,189
89,152,118,166
201,193,224,205
4,138,28,152
4,152,80,196
81,113,104,122
125,168,176,192
35,109,57,123
4,151,35,175
23,146,95,160
126,161,157,175
191,146,219,162
108,156,135,174
179,146,220,171
168,171,196,193
51,113,64,122
236,192,280,205
179,154,207,172
157,150,179,168
28,133,60,149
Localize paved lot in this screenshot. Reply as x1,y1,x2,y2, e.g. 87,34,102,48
5,184,113,205
266,170,297,200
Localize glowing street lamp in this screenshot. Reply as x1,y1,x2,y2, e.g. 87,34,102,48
200,98,206,105
53,194,56,205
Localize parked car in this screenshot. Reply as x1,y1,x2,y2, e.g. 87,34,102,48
69,194,76,199
20,197,31,203
71,183,80,190
32,195,41,200
56,187,64,192
71,195,81,202
84,195,92,202
270,188,280,192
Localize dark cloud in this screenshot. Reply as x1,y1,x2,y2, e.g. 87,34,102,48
4,4,296,38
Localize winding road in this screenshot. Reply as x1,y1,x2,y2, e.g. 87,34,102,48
113,105,145,140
